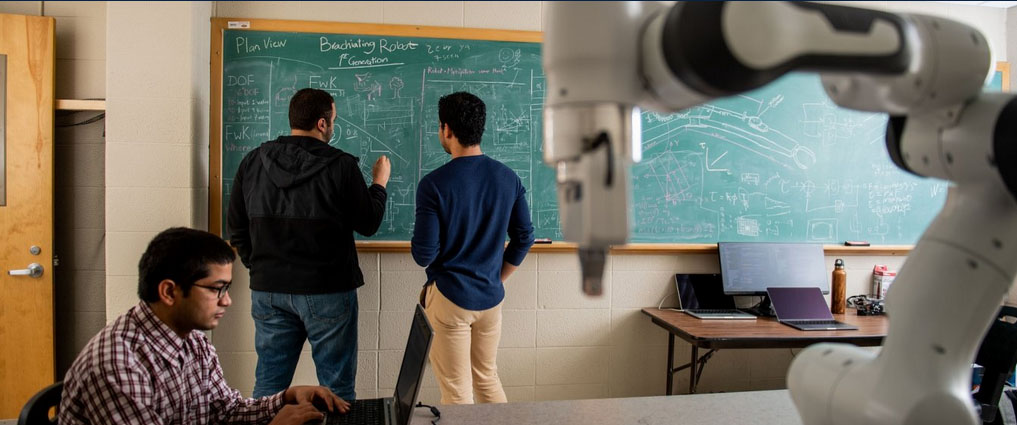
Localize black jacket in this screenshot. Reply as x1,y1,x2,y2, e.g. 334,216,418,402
227,135,387,294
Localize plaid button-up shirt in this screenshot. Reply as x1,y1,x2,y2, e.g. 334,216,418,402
59,302,284,424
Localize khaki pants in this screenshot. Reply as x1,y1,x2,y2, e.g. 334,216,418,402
421,283,507,404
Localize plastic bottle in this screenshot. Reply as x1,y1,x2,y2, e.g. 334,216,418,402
831,259,847,314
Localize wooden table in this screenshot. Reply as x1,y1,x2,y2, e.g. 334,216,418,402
641,308,889,395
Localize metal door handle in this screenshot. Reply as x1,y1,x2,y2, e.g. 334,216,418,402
8,263,43,278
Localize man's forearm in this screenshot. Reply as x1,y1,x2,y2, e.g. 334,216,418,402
219,390,285,424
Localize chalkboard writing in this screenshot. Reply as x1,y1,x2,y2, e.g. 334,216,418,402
219,27,989,244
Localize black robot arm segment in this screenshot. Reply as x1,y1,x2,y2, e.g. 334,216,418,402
655,2,911,98
989,98,1017,200
885,116,913,176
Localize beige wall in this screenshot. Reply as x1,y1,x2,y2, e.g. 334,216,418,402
105,1,212,318
1010,6,1017,90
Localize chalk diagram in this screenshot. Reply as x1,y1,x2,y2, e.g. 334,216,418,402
335,73,419,235
629,80,934,243
802,101,885,147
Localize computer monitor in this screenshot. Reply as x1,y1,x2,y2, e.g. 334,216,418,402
718,242,829,295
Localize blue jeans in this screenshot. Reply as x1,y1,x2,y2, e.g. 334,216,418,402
251,290,358,400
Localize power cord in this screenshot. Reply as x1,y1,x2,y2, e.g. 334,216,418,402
56,112,105,127
750,296,765,309
657,291,678,310
415,402,441,425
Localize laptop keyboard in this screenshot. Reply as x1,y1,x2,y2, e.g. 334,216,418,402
688,309,744,314
788,320,840,325
326,399,385,425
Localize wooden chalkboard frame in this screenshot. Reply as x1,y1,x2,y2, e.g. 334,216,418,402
210,19,1010,256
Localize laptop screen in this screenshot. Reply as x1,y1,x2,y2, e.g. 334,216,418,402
394,305,434,425
767,287,834,321
674,273,734,309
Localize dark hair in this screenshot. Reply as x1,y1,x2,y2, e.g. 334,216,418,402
438,92,486,146
137,227,236,302
289,88,335,131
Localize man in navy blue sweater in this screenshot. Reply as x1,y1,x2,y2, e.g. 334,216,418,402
411,92,535,404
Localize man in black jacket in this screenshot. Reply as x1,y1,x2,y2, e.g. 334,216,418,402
227,88,389,400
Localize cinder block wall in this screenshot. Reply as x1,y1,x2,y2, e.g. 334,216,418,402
214,251,904,402
105,1,212,317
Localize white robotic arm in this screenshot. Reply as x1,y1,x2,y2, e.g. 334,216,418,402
544,2,1017,424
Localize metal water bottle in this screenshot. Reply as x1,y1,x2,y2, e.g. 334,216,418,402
831,259,846,314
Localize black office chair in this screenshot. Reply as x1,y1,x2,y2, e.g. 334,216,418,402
17,381,62,425
974,307,1017,424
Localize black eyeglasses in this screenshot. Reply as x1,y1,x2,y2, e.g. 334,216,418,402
192,281,231,299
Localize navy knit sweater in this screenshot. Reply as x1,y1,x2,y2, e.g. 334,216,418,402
411,155,535,310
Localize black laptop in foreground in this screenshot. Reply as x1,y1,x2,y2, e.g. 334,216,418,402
323,304,433,425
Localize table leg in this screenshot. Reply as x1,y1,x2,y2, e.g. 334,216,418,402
666,333,675,395
689,345,698,394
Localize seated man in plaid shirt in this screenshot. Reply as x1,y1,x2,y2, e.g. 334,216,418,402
59,227,350,424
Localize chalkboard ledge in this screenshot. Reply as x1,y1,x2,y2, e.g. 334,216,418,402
354,242,912,255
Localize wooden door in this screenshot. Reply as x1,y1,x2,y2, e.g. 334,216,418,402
0,13,55,418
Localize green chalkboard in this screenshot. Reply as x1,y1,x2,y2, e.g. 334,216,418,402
218,26,552,242
217,24,1001,244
